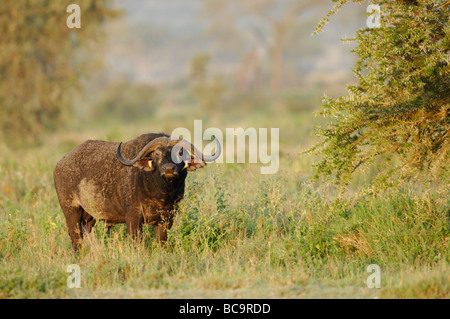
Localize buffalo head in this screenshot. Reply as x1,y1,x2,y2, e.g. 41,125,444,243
116,136,221,180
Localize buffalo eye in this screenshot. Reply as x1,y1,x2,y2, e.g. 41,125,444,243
145,151,154,159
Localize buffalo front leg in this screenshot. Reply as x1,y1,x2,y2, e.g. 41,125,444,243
125,214,143,242
155,219,174,246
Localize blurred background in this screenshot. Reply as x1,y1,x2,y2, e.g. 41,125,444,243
0,0,368,175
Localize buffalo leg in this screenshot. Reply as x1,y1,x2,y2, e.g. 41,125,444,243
155,219,173,245
61,205,85,252
81,209,96,234
125,214,143,241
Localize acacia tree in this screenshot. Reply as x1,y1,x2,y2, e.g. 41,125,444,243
189,53,226,126
0,0,119,146
306,0,449,194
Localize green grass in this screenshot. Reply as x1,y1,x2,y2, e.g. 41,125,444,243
0,107,448,298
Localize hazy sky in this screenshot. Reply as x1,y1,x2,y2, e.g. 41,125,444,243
102,0,366,86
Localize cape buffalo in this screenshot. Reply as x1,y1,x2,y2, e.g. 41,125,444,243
54,133,221,251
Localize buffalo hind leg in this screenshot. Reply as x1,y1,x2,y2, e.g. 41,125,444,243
61,205,85,252
62,206,96,252
81,209,96,234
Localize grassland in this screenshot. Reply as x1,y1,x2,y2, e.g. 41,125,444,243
0,102,448,298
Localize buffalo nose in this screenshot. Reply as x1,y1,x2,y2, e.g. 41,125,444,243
161,163,177,175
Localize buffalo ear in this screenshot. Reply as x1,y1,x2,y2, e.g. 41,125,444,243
133,159,155,172
185,157,206,171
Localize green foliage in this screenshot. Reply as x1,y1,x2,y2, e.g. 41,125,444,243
307,0,449,193
0,0,119,146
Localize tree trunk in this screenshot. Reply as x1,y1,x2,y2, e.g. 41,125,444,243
270,24,284,91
